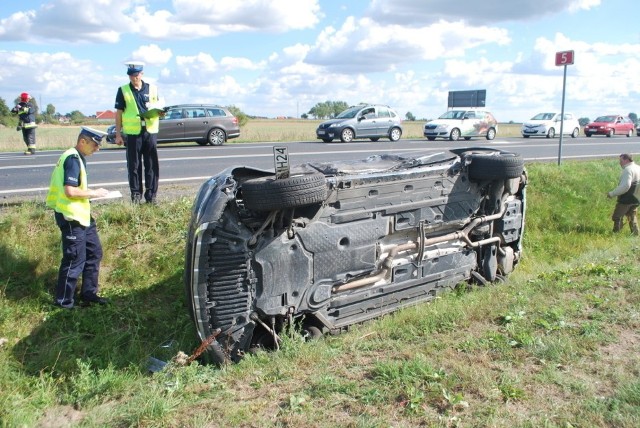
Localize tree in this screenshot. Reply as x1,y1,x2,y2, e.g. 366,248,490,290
405,112,416,121
226,105,249,127
628,112,637,124
0,97,13,127
308,101,349,119
68,110,85,123
578,117,590,126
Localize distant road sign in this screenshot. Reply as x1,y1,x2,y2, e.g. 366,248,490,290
555,50,574,66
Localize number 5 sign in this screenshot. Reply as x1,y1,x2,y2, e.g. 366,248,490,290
555,50,575,66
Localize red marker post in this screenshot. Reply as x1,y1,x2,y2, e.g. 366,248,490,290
556,50,574,165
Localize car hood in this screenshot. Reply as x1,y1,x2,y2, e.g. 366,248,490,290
425,119,462,127
319,118,350,127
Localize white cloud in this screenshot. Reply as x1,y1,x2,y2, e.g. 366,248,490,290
130,44,173,67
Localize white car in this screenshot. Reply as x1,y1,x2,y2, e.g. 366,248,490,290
424,110,498,141
521,112,580,138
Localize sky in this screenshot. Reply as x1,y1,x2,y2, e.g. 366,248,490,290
0,0,638,123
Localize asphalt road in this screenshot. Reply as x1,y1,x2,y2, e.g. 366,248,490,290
1,135,639,203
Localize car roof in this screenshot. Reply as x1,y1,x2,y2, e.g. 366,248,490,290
166,104,227,109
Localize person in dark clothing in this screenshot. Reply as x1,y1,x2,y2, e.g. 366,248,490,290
46,127,110,309
114,62,163,204
11,92,38,155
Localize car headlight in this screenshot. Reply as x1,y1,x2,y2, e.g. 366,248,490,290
329,123,341,128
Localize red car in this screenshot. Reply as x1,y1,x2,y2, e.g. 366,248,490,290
584,115,635,137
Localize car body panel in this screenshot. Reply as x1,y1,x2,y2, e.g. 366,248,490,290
316,104,403,142
424,110,498,140
184,148,527,364
521,112,580,138
584,115,634,137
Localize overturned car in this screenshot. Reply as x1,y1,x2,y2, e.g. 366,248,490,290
185,148,527,364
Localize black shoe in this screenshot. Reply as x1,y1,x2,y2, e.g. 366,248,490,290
53,302,76,310
131,194,142,204
80,296,109,307
146,198,157,205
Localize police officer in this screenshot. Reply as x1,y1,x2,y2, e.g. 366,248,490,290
11,92,38,155
46,127,110,309
114,61,162,204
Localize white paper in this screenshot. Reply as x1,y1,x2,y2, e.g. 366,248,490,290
90,190,123,201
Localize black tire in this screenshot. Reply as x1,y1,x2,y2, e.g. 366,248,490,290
607,129,614,138
427,136,436,141
546,128,555,139
370,137,380,142
389,127,402,142
486,128,496,140
322,138,332,143
207,128,226,146
449,128,461,141
586,133,592,137
467,151,524,180
522,135,530,138
242,173,327,211
571,128,579,138
340,128,354,143
464,137,471,140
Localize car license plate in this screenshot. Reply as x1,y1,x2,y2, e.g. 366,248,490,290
273,146,290,179
317,130,325,135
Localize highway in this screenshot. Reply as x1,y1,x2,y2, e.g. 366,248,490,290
0,135,638,202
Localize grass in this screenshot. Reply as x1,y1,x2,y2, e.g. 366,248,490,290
1,158,639,427
0,120,524,151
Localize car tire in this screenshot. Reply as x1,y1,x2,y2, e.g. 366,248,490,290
426,137,436,141
449,128,461,141
571,128,579,138
370,137,380,142
586,133,592,137
627,129,633,138
546,128,555,139
607,129,614,138
486,128,496,140
208,128,226,146
467,151,524,180
322,138,332,143
242,172,327,211
464,137,471,140
522,135,530,139
340,128,354,143
389,127,402,142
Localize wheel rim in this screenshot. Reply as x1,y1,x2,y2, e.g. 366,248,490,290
209,129,225,145
341,129,353,142
547,128,555,138
390,128,401,141
487,129,496,140
450,129,460,141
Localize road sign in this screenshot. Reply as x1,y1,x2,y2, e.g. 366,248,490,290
555,50,574,66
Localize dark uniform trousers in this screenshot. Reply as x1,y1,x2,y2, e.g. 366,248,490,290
125,127,159,202
54,211,103,308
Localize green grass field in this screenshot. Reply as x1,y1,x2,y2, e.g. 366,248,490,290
1,158,638,427
0,120,524,151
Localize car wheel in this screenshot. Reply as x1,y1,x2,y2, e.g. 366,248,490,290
486,128,496,140
340,128,354,143
196,140,208,146
522,135,530,139
389,127,402,142
208,128,226,146
627,129,633,138
571,128,579,138
427,137,436,141
546,128,555,139
370,137,380,142
467,151,524,180
607,129,614,138
464,137,471,141
241,172,327,211
449,128,461,141
322,138,332,143
586,133,592,137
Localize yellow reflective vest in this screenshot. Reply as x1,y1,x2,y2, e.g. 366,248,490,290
121,83,159,134
46,148,91,226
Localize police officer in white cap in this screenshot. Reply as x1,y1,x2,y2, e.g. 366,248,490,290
114,61,162,204
46,127,111,309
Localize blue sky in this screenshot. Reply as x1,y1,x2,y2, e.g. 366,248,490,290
1,0,638,122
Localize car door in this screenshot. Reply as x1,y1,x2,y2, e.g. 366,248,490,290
376,106,393,135
183,107,208,141
158,107,185,142
355,107,377,137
